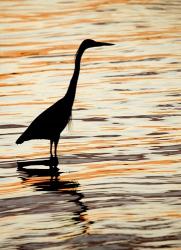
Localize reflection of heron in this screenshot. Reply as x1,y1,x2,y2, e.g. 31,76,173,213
17,157,91,234
17,156,59,181
16,39,114,156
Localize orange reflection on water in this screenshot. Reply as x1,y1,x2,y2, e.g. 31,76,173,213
0,0,181,248
0,181,22,195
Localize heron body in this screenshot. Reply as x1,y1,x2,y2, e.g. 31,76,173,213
16,39,113,156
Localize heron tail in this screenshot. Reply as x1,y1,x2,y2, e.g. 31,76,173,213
16,134,25,144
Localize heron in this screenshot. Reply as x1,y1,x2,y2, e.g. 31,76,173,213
16,39,114,156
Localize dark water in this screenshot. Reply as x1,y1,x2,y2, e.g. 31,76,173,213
0,0,181,249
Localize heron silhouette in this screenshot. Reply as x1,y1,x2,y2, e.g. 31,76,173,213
16,39,114,156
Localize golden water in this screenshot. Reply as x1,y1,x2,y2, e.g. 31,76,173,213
0,0,181,249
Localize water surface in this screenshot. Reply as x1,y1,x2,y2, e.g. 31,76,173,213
0,0,181,249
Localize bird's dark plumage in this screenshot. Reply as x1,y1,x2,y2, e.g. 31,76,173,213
16,39,114,156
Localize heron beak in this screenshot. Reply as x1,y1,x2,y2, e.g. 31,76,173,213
95,41,114,47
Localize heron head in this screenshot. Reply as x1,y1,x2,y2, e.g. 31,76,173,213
82,39,114,49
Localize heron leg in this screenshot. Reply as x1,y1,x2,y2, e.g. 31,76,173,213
54,138,59,157
50,140,53,156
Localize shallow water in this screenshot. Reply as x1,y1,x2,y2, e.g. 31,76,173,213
0,0,181,249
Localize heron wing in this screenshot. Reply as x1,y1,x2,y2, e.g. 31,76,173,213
17,98,72,142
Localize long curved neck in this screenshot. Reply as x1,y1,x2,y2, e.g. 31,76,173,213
65,45,85,106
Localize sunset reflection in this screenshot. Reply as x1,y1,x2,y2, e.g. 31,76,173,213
0,0,181,249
